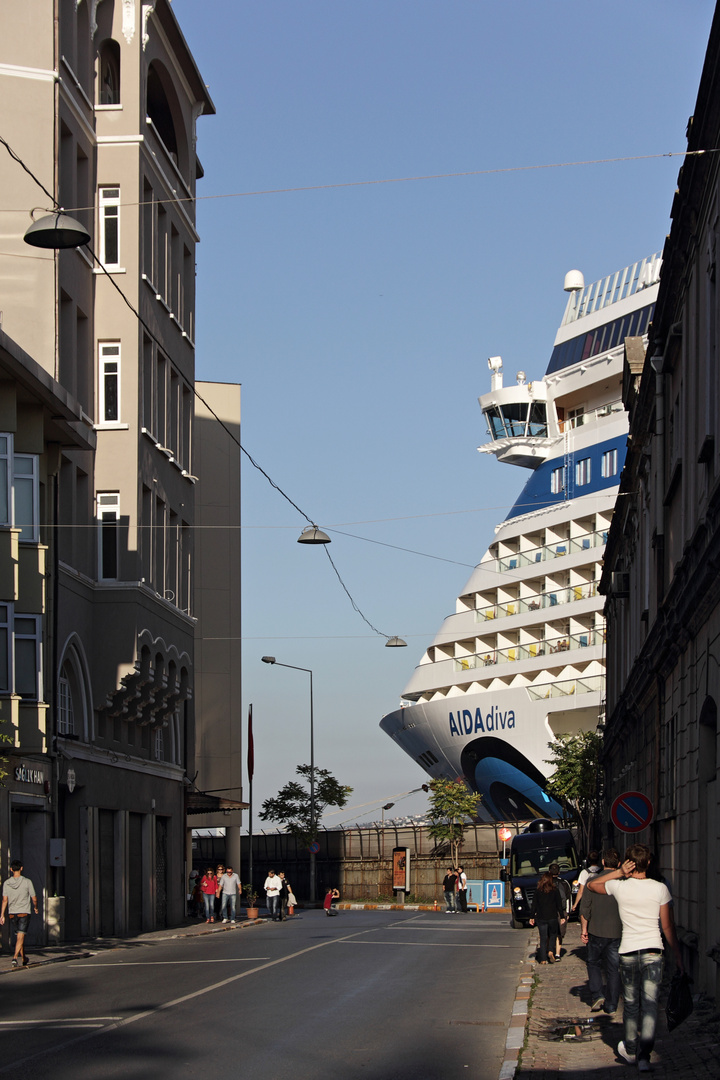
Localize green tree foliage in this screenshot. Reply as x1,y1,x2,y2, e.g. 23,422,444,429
426,778,482,864
545,731,603,850
259,764,352,847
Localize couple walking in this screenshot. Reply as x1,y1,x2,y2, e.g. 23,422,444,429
442,866,468,912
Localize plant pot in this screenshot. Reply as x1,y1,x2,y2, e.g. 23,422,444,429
246,906,259,919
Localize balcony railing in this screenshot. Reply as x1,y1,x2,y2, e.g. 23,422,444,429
491,528,609,573
474,581,599,622
454,627,605,672
526,675,604,700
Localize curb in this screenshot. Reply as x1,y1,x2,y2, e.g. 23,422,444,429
498,932,534,1080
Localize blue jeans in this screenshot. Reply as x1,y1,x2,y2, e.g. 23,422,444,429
221,893,236,921
443,891,457,912
203,893,214,919
267,894,279,919
620,949,663,1062
587,934,620,1008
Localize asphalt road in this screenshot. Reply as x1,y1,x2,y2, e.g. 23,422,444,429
0,910,528,1079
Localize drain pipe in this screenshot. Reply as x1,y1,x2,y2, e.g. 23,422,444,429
650,352,665,597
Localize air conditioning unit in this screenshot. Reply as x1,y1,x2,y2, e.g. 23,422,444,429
611,572,630,597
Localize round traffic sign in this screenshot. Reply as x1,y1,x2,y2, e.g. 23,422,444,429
308,841,320,854
611,791,654,833
498,827,512,842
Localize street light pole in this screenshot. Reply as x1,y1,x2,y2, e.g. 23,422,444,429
261,657,317,905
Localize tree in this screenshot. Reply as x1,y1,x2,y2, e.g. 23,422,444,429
259,764,352,847
545,731,603,851
426,778,482,865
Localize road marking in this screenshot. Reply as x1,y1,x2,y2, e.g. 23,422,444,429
334,940,512,948
0,1018,121,1026
70,958,270,966
0,927,376,1072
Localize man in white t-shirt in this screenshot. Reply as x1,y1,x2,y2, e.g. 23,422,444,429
264,870,282,922
218,866,241,924
588,843,683,1072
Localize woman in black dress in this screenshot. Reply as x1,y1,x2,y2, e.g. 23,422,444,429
529,871,565,963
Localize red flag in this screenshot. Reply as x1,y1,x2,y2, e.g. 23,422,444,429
247,704,254,780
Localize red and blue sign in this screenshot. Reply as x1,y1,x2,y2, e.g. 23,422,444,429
611,791,654,833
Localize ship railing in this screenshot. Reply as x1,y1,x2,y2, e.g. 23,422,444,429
560,253,662,326
557,400,624,432
454,627,605,671
526,675,604,700
474,580,600,621
494,528,609,573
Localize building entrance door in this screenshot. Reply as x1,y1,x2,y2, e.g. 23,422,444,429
9,798,48,947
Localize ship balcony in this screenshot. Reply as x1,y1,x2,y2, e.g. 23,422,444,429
525,674,604,701
487,527,608,574
474,580,600,622
454,627,605,673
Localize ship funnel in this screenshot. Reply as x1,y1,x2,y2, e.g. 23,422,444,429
488,355,503,390
564,269,584,292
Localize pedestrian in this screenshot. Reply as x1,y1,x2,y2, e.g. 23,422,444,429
200,867,217,923
214,863,226,921
323,888,340,915
0,860,39,969
264,869,282,921
277,872,291,921
572,850,601,912
579,847,622,1014
587,843,683,1072
442,866,458,913
529,871,565,963
456,865,468,913
548,861,572,958
218,865,241,924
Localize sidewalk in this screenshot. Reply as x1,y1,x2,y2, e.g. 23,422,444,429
514,922,720,1078
0,911,264,975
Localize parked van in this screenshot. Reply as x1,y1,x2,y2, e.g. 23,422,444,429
501,819,580,928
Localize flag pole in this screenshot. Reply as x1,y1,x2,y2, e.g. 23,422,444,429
247,704,254,903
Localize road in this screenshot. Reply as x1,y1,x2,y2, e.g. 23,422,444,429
0,910,528,1079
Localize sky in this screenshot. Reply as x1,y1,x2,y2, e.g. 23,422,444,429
170,0,715,829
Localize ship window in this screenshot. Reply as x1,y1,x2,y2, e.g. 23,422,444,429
502,402,528,437
528,402,547,437
576,457,592,486
601,448,618,478
551,467,564,495
486,407,506,440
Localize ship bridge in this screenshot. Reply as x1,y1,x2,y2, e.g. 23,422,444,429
478,359,552,468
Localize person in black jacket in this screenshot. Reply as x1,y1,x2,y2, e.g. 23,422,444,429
529,871,565,963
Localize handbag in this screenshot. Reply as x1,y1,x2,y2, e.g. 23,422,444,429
666,971,693,1031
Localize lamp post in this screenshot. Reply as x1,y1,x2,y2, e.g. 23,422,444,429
261,656,317,904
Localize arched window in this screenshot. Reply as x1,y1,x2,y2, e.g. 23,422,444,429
146,62,188,175
57,642,91,741
98,39,121,105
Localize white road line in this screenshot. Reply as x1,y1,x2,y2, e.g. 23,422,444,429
70,958,270,966
0,927,374,1072
334,940,512,948
0,1019,121,1026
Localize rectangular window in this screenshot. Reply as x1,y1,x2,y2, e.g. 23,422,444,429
0,435,9,525
14,614,41,699
154,727,164,761
99,342,120,423
97,492,120,580
99,187,120,267
576,457,592,487
551,466,564,495
13,454,39,542
0,603,9,692
58,675,75,735
601,448,618,478
568,407,585,429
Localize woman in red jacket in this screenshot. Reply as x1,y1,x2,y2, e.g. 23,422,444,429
200,868,218,923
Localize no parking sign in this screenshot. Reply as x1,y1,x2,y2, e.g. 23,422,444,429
611,791,654,833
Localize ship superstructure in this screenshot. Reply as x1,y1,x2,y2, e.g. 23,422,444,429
381,256,661,822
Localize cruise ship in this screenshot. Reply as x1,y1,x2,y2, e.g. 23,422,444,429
380,255,661,823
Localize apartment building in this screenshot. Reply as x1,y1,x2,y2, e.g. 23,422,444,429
600,8,720,1000
0,0,242,942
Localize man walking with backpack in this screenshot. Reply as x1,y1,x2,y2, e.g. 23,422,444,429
0,860,39,969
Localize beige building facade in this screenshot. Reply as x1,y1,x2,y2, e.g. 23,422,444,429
601,8,720,1001
1,1,242,942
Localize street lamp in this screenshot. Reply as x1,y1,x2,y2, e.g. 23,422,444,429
261,655,318,904
23,209,91,249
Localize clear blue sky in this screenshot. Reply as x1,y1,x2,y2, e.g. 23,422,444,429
171,0,714,828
